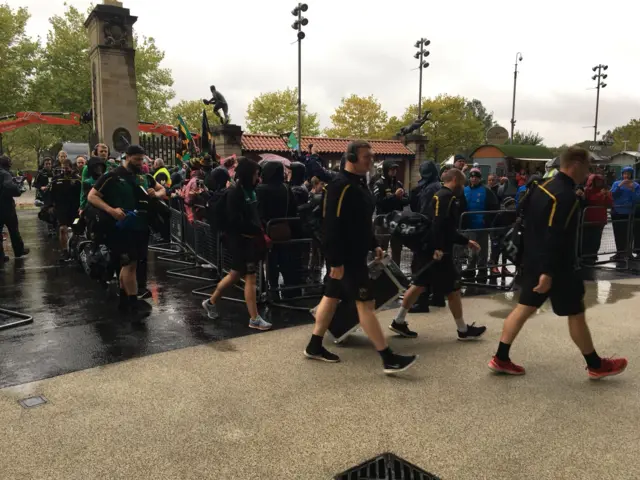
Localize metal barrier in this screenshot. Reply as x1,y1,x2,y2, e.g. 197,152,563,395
156,203,197,266
0,308,33,331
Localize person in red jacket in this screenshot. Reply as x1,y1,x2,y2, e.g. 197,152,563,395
581,173,612,265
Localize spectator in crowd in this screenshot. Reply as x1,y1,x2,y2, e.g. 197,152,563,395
0,155,29,261
516,169,527,187
181,161,206,224
50,159,81,261
373,160,409,265
152,158,171,187
462,168,499,282
75,156,87,173
288,162,309,206
610,166,640,259
454,154,468,174
581,173,613,265
56,150,68,169
25,171,33,190
304,144,334,183
202,158,272,331
487,174,499,197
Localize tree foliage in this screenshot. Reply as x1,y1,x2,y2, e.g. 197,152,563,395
611,119,640,152
548,144,569,158
0,4,39,116
512,130,544,146
246,88,320,136
325,94,389,139
402,95,485,161
465,98,495,132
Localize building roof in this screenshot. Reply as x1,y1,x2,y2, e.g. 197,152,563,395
611,151,640,159
241,134,414,156
470,144,555,160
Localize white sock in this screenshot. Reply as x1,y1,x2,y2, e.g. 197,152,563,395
454,317,467,332
395,307,408,324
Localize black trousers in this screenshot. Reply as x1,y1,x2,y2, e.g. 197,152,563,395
581,225,604,264
611,214,630,254
0,206,26,258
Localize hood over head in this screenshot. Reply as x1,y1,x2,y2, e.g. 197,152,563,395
417,161,439,187
382,159,399,178
288,161,305,186
87,156,106,179
622,166,634,178
261,160,284,185
235,157,261,189
208,166,230,191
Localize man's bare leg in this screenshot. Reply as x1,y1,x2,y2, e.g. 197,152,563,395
355,300,387,351
390,285,425,337
305,296,340,362
488,303,537,374
447,290,486,340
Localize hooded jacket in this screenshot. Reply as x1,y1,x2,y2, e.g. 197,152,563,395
80,157,106,209
0,166,21,209
463,179,499,229
583,173,612,225
256,161,297,224
50,169,81,211
34,167,53,200
205,166,230,192
304,153,334,183
288,161,309,206
409,161,440,213
373,159,409,215
610,166,640,215
225,158,262,237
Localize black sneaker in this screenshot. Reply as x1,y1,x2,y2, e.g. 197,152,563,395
15,248,30,259
304,346,341,363
389,320,418,338
383,354,419,374
408,303,430,314
457,322,487,341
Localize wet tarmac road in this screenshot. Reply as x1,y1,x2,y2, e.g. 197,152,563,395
0,211,315,389
1,210,637,390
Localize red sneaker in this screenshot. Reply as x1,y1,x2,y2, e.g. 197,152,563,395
488,356,525,375
587,357,628,380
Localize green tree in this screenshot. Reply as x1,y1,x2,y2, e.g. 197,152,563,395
465,98,495,132
135,36,175,121
0,4,40,116
548,144,569,158
325,94,389,139
377,115,405,140
402,95,485,162
167,99,222,132
3,125,57,169
246,87,320,135
512,130,544,146
611,119,640,152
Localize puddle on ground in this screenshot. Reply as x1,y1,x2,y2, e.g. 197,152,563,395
485,281,639,319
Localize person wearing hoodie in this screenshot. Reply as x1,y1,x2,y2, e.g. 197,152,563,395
304,144,334,183
581,173,613,265
462,168,499,282
80,156,106,211
610,166,640,258
288,161,309,205
373,160,410,264
202,157,272,331
0,155,29,262
50,159,82,261
256,160,299,298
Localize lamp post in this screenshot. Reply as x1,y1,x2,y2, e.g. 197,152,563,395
291,3,308,154
414,38,430,133
509,52,523,144
591,64,608,142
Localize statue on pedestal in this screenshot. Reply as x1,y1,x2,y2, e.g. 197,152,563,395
398,110,431,136
203,85,229,125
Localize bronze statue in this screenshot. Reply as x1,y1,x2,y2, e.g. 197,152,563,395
203,85,229,125
398,110,431,136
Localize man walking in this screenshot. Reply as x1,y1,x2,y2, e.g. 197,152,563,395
488,147,627,378
304,141,418,374
0,156,29,262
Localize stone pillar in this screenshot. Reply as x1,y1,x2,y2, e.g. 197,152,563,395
212,124,243,158
84,1,139,154
401,134,429,190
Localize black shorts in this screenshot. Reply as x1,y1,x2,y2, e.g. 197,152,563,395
324,263,374,302
518,270,585,316
55,204,78,226
411,251,460,296
107,229,149,265
227,235,261,276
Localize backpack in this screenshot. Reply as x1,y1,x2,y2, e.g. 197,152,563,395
500,181,538,266
377,211,432,253
205,189,229,232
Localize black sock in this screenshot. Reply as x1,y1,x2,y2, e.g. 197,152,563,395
378,347,394,363
118,289,129,310
496,342,511,362
307,334,324,353
584,351,601,369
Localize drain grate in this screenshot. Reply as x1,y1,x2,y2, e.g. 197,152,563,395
19,395,48,409
334,452,440,480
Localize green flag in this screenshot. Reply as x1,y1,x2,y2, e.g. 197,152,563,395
176,115,195,165
287,132,298,150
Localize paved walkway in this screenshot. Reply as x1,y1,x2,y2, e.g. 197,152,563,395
2,278,639,479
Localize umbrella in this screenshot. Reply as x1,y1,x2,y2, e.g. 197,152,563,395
259,153,291,167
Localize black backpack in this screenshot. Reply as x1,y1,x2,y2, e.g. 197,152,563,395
377,211,432,253
500,181,539,266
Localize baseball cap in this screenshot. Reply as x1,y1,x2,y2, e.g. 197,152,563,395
469,168,482,178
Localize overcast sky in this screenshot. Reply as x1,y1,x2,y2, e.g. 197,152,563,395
11,0,640,147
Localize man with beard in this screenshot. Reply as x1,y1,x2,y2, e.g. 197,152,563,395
50,159,82,261
0,155,29,262
88,145,165,315
202,158,273,331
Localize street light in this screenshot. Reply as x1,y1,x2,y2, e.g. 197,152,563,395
414,38,430,133
592,64,608,142
509,52,523,144
291,3,308,153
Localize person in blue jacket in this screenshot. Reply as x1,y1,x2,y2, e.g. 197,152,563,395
462,168,498,282
610,166,640,258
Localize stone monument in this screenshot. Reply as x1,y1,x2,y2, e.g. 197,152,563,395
402,134,429,189
84,0,139,153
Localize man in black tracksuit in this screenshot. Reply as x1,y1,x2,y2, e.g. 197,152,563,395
202,157,272,331
304,141,417,374
50,159,81,261
489,147,627,379
0,155,29,262
391,168,487,340
373,159,409,265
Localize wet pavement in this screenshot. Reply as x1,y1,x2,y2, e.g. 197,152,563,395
2,210,639,390
0,211,314,389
